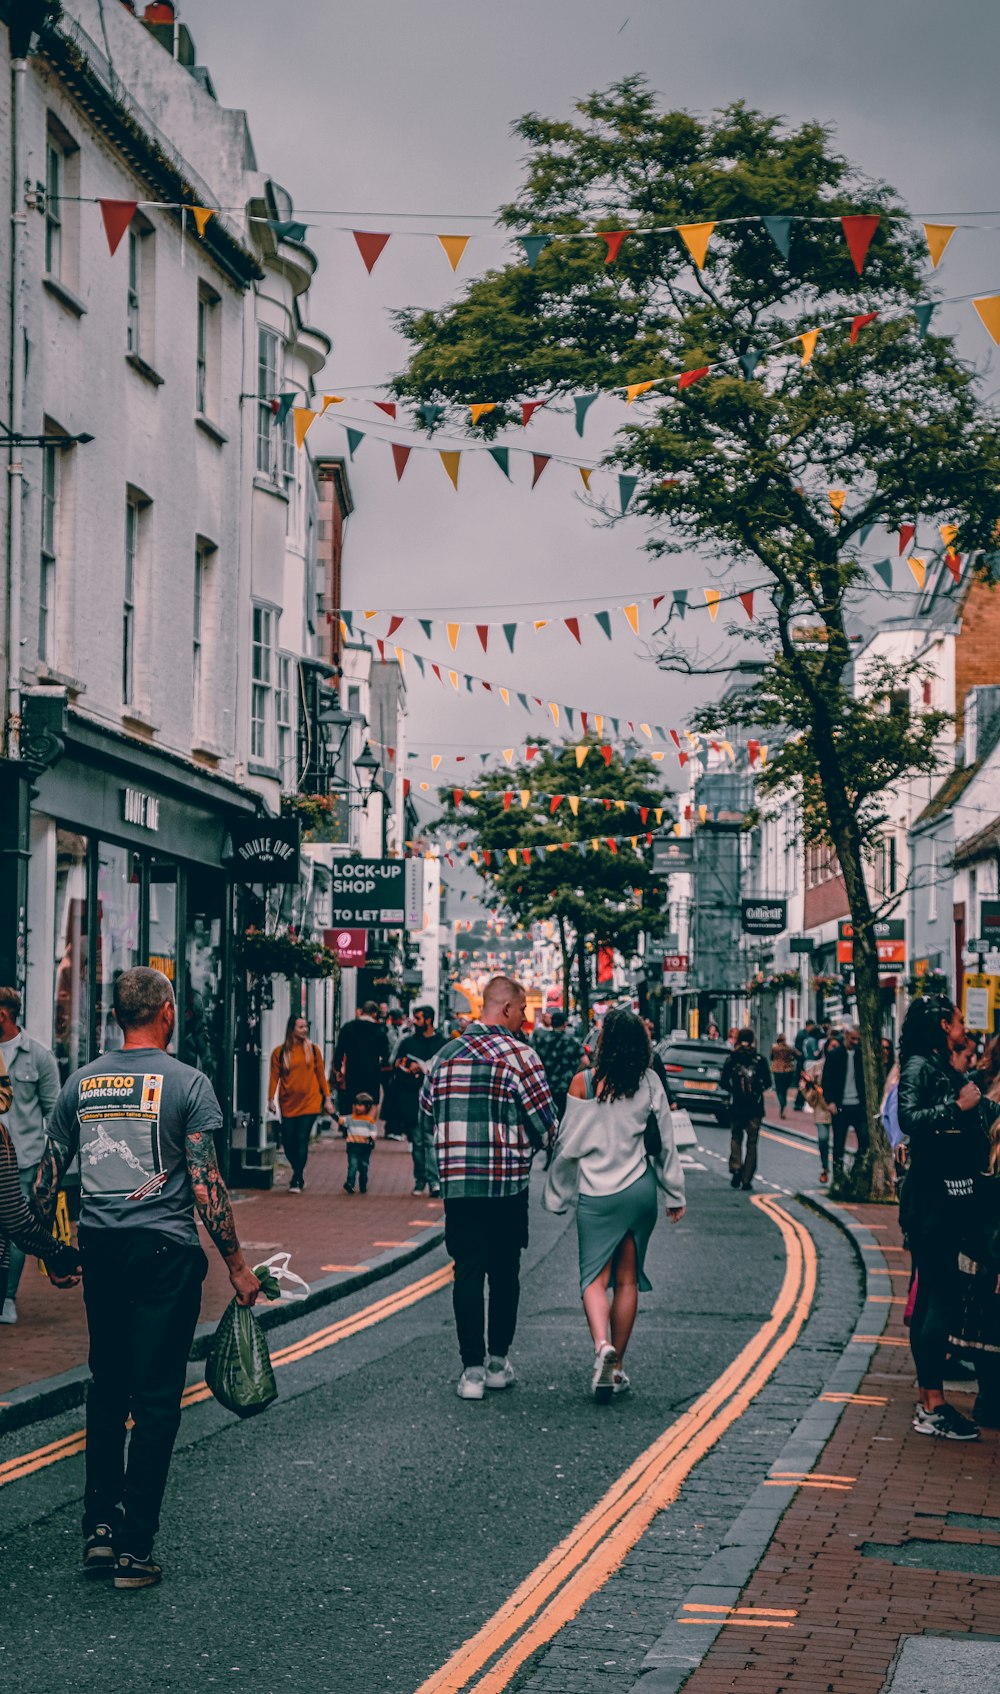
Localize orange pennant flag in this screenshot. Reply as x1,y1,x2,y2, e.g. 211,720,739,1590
320,395,344,415
469,403,496,425
575,745,589,768
677,221,715,269
191,206,213,238
499,687,510,705
439,450,461,490
520,790,531,809
940,523,959,547
548,703,560,727
699,804,708,823
431,754,442,771
569,796,580,816
923,224,956,269
704,588,721,621
438,235,470,272
908,555,926,590
973,296,1000,345
623,605,640,635
625,381,655,405
446,623,460,651
800,329,821,366
828,489,846,520
293,407,316,448
502,748,514,765
448,670,460,691
578,467,592,490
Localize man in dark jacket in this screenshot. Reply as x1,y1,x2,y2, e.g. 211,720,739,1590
334,1002,390,1119
821,1024,868,1183
720,1030,772,1193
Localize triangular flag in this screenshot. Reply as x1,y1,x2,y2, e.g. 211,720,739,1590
738,350,761,380
267,219,309,243
625,381,655,405
418,403,444,430
469,402,496,425
518,235,551,268
923,224,956,269
518,693,529,712
898,523,915,555
446,623,460,651
548,703,560,726
419,619,433,639
673,590,688,620
623,605,640,635
550,796,563,815
452,789,463,808
502,623,517,652
601,230,628,265
353,231,391,273
594,610,612,639
475,625,489,653
320,395,344,415
531,454,550,489
747,740,761,767
574,393,600,436
800,329,820,366
940,524,959,547
431,754,442,771
439,451,461,491
699,804,708,824
828,489,847,517
489,447,511,480
519,790,530,808
568,796,580,816
762,216,792,260
521,401,546,427
99,199,137,255
274,392,296,428
575,746,589,768
438,235,469,272
391,443,411,482
293,407,316,449
578,467,593,491
859,522,875,544
841,214,880,275
533,620,549,631
973,296,1000,345
346,428,365,459
908,556,926,590
945,551,963,584
374,401,397,419
914,302,935,340
499,686,510,704
502,791,513,812
448,670,460,690
678,366,709,390
564,617,581,644
619,476,638,515
850,312,879,344
704,588,722,621
386,616,404,639
739,591,754,620
502,749,514,765
191,206,213,238
507,849,518,866
677,221,715,269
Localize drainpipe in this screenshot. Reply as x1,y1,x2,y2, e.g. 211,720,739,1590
5,40,27,758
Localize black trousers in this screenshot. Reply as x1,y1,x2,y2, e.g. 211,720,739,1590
444,1189,530,1367
832,1102,869,1169
729,1116,762,1186
281,1114,316,1183
80,1227,207,1550
910,1233,962,1393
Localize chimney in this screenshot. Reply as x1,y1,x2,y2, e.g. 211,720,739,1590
142,1,175,53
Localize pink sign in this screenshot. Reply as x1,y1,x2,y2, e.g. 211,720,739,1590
324,927,368,966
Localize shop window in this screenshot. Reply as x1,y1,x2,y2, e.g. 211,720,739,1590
256,327,281,480
251,604,275,762
147,861,177,989
184,868,226,1090
53,830,89,1081
195,283,221,419
96,844,141,1053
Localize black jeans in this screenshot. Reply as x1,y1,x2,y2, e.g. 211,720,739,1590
729,1116,762,1186
79,1227,207,1551
281,1114,316,1184
832,1102,869,1170
774,1074,792,1113
345,1141,373,1191
910,1233,962,1393
444,1189,530,1367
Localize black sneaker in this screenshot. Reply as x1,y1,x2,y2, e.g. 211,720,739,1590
912,1401,980,1440
742,1182,755,1192
343,1182,354,1194
113,1551,162,1590
730,1172,741,1189
428,1187,441,1198
82,1523,116,1578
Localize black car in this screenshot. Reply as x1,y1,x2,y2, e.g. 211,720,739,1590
656,1038,731,1121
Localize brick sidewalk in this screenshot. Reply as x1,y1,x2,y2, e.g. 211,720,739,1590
0,1133,441,1402
677,1201,1000,1693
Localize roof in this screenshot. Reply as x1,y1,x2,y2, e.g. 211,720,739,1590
912,708,1000,832
953,818,1000,869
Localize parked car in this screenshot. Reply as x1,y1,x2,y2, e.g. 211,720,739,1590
656,1037,731,1122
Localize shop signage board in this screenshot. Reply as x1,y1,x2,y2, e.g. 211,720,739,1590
122,787,160,832
662,952,689,988
405,858,424,929
837,918,906,976
652,836,693,873
328,858,406,927
741,899,787,936
227,817,300,883
981,901,1000,945
323,928,367,967
962,972,997,1033
789,936,814,953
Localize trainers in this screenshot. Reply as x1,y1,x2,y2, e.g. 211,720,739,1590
912,1401,979,1440
82,1523,116,1578
819,1170,829,1185
113,1551,162,1590
591,1341,618,1403
412,1184,427,1195
0,1298,17,1324
343,1182,354,1194
485,1356,515,1391
612,1368,631,1396
742,1181,754,1192
730,1172,741,1189
456,1367,486,1400
428,1186,441,1198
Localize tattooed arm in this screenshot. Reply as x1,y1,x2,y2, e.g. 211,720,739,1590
185,1125,259,1306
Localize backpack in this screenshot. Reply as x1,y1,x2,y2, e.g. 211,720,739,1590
731,1055,761,1109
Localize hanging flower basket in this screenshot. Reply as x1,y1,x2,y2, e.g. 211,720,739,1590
240,927,339,981
905,968,950,997
811,973,843,995
280,791,344,843
747,969,800,996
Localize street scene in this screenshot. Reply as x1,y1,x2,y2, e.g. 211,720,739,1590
3,2,1000,1691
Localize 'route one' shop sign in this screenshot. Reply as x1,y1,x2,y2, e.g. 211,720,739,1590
227,817,300,883
328,858,406,927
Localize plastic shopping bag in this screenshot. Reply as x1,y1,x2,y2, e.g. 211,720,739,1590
205,1300,278,1419
254,1251,311,1302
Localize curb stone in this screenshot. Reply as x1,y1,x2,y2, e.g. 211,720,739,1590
628,1191,890,1694
0,1223,445,1438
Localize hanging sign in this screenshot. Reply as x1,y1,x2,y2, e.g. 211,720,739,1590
741,899,787,936
328,857,406,927
837,918,906,975
662,953,689,988
227,817,300,883
405,858,424,929
323,928,368,967
652,837,693,872
962,973,996,1033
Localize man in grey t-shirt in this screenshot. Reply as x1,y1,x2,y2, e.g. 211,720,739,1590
36,967,260,1590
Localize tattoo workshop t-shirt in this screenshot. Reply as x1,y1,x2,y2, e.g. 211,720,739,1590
47,1048,220,1246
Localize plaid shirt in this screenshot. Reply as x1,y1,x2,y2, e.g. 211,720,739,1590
418,1022,556,1199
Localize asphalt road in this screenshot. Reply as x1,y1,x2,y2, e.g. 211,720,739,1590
0,1118,858,1694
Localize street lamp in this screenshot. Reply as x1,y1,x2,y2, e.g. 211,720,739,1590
352,743,382,801
316,696,353,790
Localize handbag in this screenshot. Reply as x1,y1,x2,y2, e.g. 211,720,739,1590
644,1076,663,1159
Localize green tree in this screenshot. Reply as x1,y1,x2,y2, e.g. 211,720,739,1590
395,81,1000,1195
440,741,672,1021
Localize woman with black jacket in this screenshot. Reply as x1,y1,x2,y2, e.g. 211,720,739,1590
898,994,999,1441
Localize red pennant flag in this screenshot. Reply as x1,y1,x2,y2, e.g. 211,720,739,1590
946,551,963,583
639,808,649,824
353,231,391,273
376,640,386,661
603,799,611,811
391,443,411,482
550,796,563,814
898,523,915,556
452,789,463,807
374,401,397,418
531,454,550,488
483,850,492,866
678,367,709,390
521,400,546,427
522,849,531,865
601,745,613,766
403,778,411,797
386,747,395,762
748,739,761,766
607,839,618,854
386,615,404,638
652,594,664,609
850,311,879,344
739,591,755,620
684,805,693,820
475,625,490,653
601,231,628,265
481,681,492,692
503,792,513,811
841,214,880,275
646,832,652,845
580,712,589,734
99,199,138,256
431,663,442,682
564,617,581,643
679,752,689,767
526,747,538,761
669,729,681,748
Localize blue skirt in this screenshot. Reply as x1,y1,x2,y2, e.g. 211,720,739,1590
576,1163,658,1296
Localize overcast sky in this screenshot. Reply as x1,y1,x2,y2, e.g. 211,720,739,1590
192,0,1000,805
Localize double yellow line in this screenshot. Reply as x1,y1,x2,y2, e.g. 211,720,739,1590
413,1194,816,1694
0,1262,454,1489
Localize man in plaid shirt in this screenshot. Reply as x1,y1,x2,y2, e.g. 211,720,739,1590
418,975,556,1399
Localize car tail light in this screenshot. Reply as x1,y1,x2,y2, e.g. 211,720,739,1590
665,1063,684,1073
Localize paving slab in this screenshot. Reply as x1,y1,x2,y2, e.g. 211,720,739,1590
884,1634,1000,1692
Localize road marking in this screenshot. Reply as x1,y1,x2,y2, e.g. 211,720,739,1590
683,1604,798,1618
820,1392,889,1406
761,1128,820,1158
679,1616,795,1628
413,1194,815,1694
321,1263,371,1272
0,1262,454,1489
852,1334,909,1346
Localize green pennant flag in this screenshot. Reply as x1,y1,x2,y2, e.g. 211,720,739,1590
503,623,517,652
565,707,575,730
418,403,444,430
465,675,474,692
738,351,760,380
518,234,551,268
419,619,432,640
574,393,600,437
275,392,296,428
489,447,511,480
517,692,529,711
346,428,365,460
762,216,792,260
342,611,353,635
673,590,688,620
859,522,875,545
268,219,309,242
413,654,425,676
872,558,893,588
914,302,935,340
594,611,613,640
610,717,620,735
619,474,638,514
621,747,636,766
654,726,667,741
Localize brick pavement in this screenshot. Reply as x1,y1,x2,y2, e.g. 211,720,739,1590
0,1132,441,1402
676,1200,1000,1694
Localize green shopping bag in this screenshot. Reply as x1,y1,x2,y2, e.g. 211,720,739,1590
205,1299,278,1419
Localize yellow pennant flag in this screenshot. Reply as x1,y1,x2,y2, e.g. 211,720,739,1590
320,394,344,415
924,223,956,269
438,235,470,272
394,647,406,671
721,740,734,760
578,467,592,491
973,296,1000,344
469,789,481,799
760,746,769,767
828,489,846,519
534,620,549,631
569,796,580,816
469,403,496,425
908,555,926,589
446,623,461,650
520,790,531,809
575,745,589,768
677,221,715,269
507,848,518,865
591,839,600,852
440,450,461,490
940,523,959,546
499,687,510,705
800,329,821,366
685,729,700,745
626,380,655,405
502,748,515,764
420,782,429,792
698,804,708,823
630,836,638,850
293,407,316,448
364,610,378,620
595,716,603,736
431,754,442,770
651,751,664,762
654,807,664,824
640,723,652,739
623,605,640,635
448,669,459,690
548,702,560,726
704,588,721,621
614,800,626,813
471,850,479,865
673,823,682,837
191,206,213,238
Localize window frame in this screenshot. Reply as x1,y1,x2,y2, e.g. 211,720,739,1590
39,438,59,665
251,604,276,762
123,494,139,706
45,139,63,277
127,225,142,356
276,653,296,789
256,327,282,481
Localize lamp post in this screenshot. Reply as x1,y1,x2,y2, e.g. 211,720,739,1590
353,744,390,856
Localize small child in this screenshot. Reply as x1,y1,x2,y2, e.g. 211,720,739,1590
802,1070,833,1185
344,1092,377,1194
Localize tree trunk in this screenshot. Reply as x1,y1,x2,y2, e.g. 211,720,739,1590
557,913,572,1015
829,826,894,1200
575,932,591,1028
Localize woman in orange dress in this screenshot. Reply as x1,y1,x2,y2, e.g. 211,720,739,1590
268,1016,333,1192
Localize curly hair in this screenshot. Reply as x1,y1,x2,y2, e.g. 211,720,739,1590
899,993,955,1066
593,1008,651,1103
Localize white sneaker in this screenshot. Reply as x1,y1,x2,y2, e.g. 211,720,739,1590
612,1368,630,1396
591,1341,617,1403
456,1367,486,1400
485,1356,516,1390
0,1299,17,1325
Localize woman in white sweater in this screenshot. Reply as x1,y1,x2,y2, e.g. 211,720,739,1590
543,1009,686,1400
